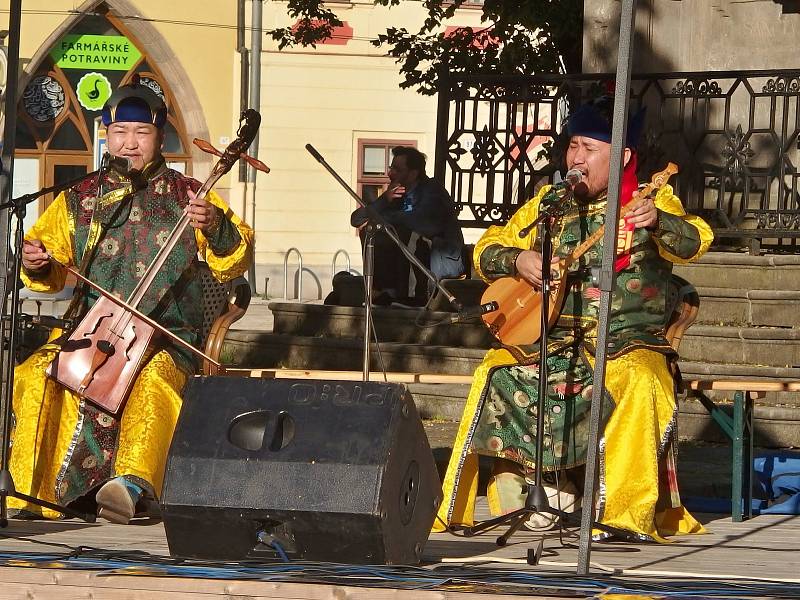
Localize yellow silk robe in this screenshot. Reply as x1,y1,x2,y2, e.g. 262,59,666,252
9,185,253,519
433,184,714,542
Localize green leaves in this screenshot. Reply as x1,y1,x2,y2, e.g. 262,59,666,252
267,0,583,94
269,0,343,50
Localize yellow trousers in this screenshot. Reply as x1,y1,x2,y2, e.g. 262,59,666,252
8,342,186,519
433,347,705,542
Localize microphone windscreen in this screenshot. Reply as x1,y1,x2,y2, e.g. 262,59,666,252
106,154,134,174
564,168,583,187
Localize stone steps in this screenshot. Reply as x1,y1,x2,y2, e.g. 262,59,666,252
681,325,800,367
268,301,800,369
224,329,799,393
222,249,800,450
694,287,800,328
223,330,485,376
673,252,800,290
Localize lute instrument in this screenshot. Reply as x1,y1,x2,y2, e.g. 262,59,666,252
46,109,268,414
479,163,678,348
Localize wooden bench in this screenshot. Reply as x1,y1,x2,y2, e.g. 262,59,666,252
680,380,800,521
666,276,800,521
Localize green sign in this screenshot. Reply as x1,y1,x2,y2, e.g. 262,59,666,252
77,72,112,110
51,34,142,71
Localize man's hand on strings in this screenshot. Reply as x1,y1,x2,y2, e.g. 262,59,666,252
515,250,560,289
22,239,50,272
626,195,658,230
186,190,219,233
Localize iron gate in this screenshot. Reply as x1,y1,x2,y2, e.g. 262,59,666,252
434,69,800,252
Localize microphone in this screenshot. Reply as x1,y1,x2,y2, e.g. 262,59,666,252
542,168,583,196
562,168,583,188
105,154,134,174
449,300,499,323
518,169,584,238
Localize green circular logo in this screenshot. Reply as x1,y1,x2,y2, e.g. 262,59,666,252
77,72,112,111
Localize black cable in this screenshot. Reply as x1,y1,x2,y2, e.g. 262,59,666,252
3,544,800,598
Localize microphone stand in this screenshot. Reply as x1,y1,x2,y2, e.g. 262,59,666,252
305,144,461,381
460,190,624,562
0,171,103,526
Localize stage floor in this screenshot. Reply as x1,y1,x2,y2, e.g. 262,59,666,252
1,504,799,599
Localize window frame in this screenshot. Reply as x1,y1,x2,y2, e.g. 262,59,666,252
356,138,417,204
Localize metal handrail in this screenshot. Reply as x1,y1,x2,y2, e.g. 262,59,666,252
283,247,303,300
331,249,351,278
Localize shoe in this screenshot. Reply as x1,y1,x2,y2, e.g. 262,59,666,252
96,477,143,524
371,291,394,306
8,508,44,520
524,478,581,532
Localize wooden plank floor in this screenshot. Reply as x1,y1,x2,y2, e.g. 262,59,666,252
1,504,799,599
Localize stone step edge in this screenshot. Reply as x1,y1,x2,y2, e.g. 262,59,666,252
265,289,800,309
679,361,800,380
266,303,798,333
692,252,800,267
230,326,800,345
226,331,800,379
267,301,459,318
685,325,800,340
696,287,800,300
408,384,800,419
225,330,487,359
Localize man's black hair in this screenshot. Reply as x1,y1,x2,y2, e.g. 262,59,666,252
392,146,426,174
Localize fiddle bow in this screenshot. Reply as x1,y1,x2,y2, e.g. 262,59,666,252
479,163,679,349
46,110,265,414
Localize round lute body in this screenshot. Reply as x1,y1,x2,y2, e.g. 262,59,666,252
480,163,678,349
480,269,566,347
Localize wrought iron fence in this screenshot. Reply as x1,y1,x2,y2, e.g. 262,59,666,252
434,69,800,251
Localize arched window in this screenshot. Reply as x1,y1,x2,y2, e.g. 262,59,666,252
15,7,192,223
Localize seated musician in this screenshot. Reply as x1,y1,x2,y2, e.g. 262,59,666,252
9,79,253,524
350,146,465,306
433,96,713,541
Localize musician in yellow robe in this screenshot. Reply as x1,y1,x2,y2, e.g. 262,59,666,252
9,79,253,523
433,97,714,542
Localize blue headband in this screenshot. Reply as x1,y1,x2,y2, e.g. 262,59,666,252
566,97,645,149
101,80,167,129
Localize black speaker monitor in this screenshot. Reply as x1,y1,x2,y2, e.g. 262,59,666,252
161,377,442,565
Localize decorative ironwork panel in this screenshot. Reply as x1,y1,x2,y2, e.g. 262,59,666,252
435,70,800,247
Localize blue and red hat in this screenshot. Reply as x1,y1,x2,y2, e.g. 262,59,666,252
101,75,167,129
566,96,645,149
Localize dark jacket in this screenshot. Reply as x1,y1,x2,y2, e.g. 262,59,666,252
351,176,465,280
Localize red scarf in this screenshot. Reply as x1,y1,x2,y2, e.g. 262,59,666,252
614,152,639,271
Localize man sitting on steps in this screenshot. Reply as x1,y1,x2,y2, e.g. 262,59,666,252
350,146,465,306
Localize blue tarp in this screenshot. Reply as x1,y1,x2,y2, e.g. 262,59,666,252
684,452,800,515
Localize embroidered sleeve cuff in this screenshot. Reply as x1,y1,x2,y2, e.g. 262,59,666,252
651,210,702,259
479,245,524,279
204,207,242,256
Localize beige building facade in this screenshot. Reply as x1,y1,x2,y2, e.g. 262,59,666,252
2,0,485,300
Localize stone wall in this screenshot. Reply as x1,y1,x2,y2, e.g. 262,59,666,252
584,0,799,73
